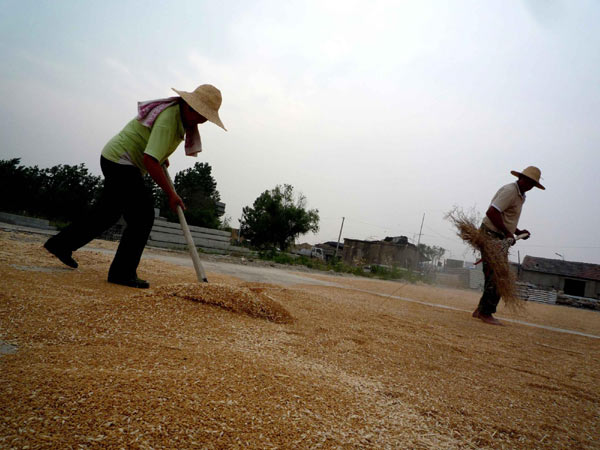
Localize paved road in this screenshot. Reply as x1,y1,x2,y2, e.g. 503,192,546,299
89,246,340,287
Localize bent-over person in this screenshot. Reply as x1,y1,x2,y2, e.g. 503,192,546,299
44,84,226,288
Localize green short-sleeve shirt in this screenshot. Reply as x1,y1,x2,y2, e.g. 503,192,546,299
101,105,185,174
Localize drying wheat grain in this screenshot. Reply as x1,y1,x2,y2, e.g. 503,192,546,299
145,283,293,324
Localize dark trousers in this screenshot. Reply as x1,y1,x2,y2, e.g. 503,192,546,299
47,156,155,280
477,226,506,315
478,256,502,315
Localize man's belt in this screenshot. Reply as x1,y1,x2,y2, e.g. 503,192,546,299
480,224,505,240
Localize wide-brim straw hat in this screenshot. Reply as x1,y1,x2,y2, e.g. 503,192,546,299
172,84,226,131
511,166,545,190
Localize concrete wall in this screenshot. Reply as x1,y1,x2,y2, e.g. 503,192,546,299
148,218,251,255
520,271,562,290
342,239,417,268
0,211,250,256
574,279,598,298
435,273,463,289
0,212,56,230
468,268,485,290
436,267,484,290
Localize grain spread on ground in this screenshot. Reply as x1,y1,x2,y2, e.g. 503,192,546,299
1,231,599,449
143,283,293,324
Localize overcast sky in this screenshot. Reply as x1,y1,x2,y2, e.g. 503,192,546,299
1,0,599,264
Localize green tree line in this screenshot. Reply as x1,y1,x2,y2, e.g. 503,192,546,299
0,158,225,229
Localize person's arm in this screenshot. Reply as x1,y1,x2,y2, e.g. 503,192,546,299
485,206,514,241
143,154,185,212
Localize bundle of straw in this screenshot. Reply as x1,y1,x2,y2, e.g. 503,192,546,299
445,207,522,310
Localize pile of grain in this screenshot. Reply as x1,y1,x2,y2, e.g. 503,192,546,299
145,283,293,324
446,207,522,309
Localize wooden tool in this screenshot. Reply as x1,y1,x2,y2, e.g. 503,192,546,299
162,166,208,283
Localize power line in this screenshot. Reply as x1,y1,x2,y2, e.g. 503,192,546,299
345,217,391,230
423,225,458,242
343,217,415,236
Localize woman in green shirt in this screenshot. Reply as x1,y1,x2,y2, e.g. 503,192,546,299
44,84,226,288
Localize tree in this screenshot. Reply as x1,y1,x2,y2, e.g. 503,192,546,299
433,245,446,266
1,158,225,229
39,163,103,222
156,162,223,229
240,184,319,251
0,158,43,214
418,243,446,267
0,158,103,222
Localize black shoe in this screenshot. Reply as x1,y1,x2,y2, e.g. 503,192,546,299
44,240,78,268
107,276,150,289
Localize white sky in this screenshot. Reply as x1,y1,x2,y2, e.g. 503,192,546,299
1,0,599,264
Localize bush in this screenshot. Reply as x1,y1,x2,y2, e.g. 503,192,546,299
255,251,428,283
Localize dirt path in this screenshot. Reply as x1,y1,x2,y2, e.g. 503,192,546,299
1,231,599,449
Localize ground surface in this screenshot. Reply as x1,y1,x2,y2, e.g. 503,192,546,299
1,230,599,449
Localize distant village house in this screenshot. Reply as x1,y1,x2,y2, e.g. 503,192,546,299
342,236,418,268
520,256,600,299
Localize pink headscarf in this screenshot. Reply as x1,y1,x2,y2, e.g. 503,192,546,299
136,97,202,157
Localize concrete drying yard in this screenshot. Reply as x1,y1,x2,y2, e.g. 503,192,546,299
1,230,599,449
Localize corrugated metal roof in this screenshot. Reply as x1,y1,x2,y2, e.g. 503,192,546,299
522,256,600,281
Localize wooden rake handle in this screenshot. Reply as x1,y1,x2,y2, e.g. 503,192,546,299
162,166,208,283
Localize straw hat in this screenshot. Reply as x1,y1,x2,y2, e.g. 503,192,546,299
171,84,226,131
511,166,545,190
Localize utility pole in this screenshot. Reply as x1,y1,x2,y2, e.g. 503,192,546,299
415,213,425,269
334,217,345,260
